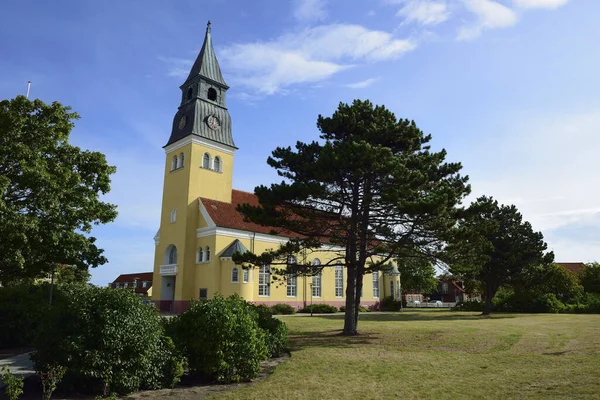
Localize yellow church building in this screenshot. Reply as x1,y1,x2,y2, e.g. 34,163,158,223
152,22,401,313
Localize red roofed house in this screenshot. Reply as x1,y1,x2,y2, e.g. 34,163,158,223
111,272,153,299
556,262,585,275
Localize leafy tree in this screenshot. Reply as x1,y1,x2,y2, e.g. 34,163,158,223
0,96,117,283
580,262,600,294
446,196,554,315
55,264,91,285
234,99,470,334
523,263,582,300
397,257,438,295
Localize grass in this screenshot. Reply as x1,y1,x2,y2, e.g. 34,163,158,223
212,310,600,400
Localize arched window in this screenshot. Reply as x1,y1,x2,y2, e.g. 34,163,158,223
335,263,343,297
203,153,210,169
164,245,177,265
311,259,321,298
259,265,270,296
205,246,210,262
170,209,177,223
373,271,380,298
178,152,184,168
171,155,177,171
197,247,203,263
231,267,239,283
213,156,221,172
243,268,249,283
390,280,395,299
207,87,217,101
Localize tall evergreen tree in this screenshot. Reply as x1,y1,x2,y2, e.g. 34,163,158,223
446,196,554,315
234,100,469,335
0,96,117,283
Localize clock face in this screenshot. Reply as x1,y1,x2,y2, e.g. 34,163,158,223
206,115,220,129
178,115,187,129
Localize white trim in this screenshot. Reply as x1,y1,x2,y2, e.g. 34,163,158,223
198,202,217,228
164,136,236,155
196,226,289,244
159,264,178,276
153,229,160,246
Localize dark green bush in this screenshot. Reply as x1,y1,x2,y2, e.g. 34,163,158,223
270,303,296,315
339,305,369,312
565,292,600,314
298,304,338,313
379,296,402,311
253,306,288,357
452,300,483,311
31,285,183,395
0,283,62,348
169,294,268,383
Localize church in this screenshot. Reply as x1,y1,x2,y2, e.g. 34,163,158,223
152,22,401,313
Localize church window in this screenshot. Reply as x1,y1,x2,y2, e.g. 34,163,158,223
170,209,177,223
213,156,221,172
390,280,394,298
243,268,249,283
205,246,211,262
207,87,217,101
164,245,177,265
287,274,297,297
186,87,193,100
231,267,239,283
178,152,184,168
197,247,203,263
335,263,344,297
311,259,321,297
373,271,380,298
259,265,270,296
203,153,210,169
171,155,177,171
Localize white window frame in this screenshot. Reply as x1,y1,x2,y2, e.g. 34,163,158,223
287,274,297,297
202,153,211,169
171,155,177,171
142,281,149,288
259,265,270,297
205,246,210,262
373,271,380,298
197,247,203,263
335,264,343,298
170,209,176,223
231,267,239,283
243,268,249,283
390,280,394,298
442,282,449,294
178,152,184,168
311,259,322,298
213,156,221,172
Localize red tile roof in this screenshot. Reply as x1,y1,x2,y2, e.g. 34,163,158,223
113,272,153,283
200,190,297,237
556,262,585,274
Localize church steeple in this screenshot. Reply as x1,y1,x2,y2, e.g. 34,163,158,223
184,21,228,88
166,21,235,148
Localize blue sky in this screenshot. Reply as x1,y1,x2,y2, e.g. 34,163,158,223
1,0,599,286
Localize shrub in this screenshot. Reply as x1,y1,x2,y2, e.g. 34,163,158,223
2,366,24,400
379,296,402,311
253,305,288,357
31,285,183,396
565,292,600,314
169,294,268,383
452,300,483,312
339,305,369,312
298,304,338,313
270,303,296,315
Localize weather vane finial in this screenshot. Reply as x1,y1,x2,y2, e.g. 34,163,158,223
207,20,211,32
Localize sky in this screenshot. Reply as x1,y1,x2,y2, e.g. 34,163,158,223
1,0,599,286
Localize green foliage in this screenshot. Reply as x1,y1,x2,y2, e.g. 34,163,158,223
31,285,183,395
452,300,483,312
234,99,470,334
54,264,91,285
378,296,403,311
0,96,117,283
523,263,583,301
446,196,554,314
339,305,369,312
39,364,66,400
169,294,268,383
1,366,24,400
0,283,63,348
565,293,600,314
298,304,339,313
397,257,438,294
270,303,296,315
580,262,600,294
252,304,289,357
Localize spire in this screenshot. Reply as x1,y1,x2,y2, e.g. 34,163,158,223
184,20,228,88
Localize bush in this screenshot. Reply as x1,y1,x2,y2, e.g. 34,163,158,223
31,285,183,396
379,296,402,311
253,305,288,357
169,294,268,383
0,283,63,348
339,305,369,312
298,304,338,313
452,300,483,312
565,292,600,314
270,303,296,315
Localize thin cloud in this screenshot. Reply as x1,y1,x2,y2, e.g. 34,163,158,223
344,77,380,89
457,0,518,40
512,0,569,9
294,0,328,23
396,1,451,26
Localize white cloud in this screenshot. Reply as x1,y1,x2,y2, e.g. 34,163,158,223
219,24,415,95
396,1,451,25
294,0,328,23
512,0,569,9
344,77,379,89
458,0,518,40
158,56,192,79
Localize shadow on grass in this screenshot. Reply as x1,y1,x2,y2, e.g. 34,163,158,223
288,329,380,351
310,312,518,323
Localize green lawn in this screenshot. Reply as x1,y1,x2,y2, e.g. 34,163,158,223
213,311,600,400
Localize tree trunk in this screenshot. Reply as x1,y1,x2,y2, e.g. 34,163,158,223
353,269,364,327
482,283,498,316
343,265,358,335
